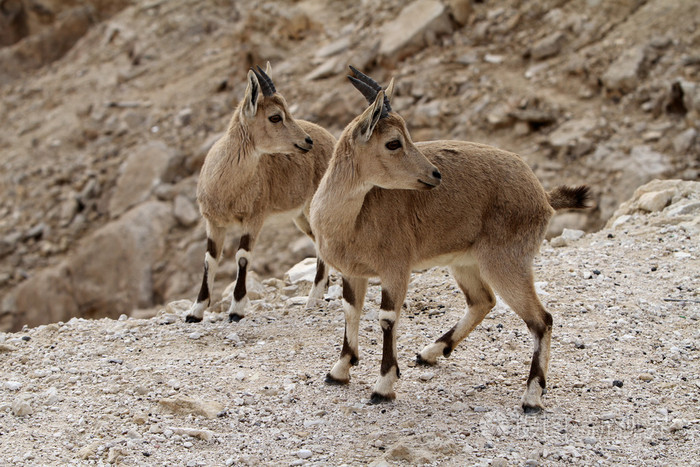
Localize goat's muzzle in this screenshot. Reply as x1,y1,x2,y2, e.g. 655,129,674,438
418,169,442,189
295,136,313,153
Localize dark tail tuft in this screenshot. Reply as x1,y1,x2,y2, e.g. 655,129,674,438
548,185,592,210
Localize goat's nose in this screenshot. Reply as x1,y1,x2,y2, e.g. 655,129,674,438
305,136,314,145
432,169,442,180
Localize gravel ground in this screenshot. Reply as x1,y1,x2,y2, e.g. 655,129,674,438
1,188,698,466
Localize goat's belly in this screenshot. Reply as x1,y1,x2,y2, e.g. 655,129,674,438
413,251,477,271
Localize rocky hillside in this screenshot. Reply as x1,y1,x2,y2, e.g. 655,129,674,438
0,179,698,465
1,0,699,331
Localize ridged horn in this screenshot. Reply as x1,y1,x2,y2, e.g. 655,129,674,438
252,65,276,97
347,65,391,117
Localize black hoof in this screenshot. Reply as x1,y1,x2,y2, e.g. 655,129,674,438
324,373,349,385
185,315,202,323
415,353,436,366
522,404,543,415
369,392,395,405
229,313,244,323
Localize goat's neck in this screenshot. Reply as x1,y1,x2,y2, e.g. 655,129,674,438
224,113,260,174
315,156,372,235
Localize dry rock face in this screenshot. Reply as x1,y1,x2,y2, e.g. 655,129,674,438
0,180,698,465
1,0,699,332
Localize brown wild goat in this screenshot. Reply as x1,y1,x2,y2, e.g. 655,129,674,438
186,64,335,323
309,67,590,412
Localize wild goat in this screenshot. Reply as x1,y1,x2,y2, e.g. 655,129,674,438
186,64,336,323
309,67,590,412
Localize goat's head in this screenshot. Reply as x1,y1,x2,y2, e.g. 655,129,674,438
240,63,313,154
342,66,441,190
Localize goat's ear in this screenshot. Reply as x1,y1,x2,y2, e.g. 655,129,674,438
385,78,395,101
265,61,272,76
243,70,260,119
355,90,385,143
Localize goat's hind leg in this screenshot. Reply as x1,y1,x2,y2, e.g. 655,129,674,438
481,260,552,413
186,223,226,323
326,276,367,384
417,264,496,365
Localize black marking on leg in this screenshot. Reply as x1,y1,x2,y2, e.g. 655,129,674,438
185,315,202,323
380,289,394,311
196,263,210,303
340,327,359,366
314,259,326,286
436,326,456,357
207,238,217,258
325,373,349,385
233,257,247,302
369,392,395,404
380,320,397,377
229,313,243,323
239,234,251,251
527,348,547,389
342,277,355,307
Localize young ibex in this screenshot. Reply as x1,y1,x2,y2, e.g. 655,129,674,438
309,67,590,412
186,64,336,323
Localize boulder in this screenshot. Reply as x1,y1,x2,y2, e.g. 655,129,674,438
379,0,452,61
601,45,646,94
8,202,174,331
109,141,176,218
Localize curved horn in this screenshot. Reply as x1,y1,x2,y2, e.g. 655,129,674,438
348,66,392,117
349,65,382,92
252,65,276,97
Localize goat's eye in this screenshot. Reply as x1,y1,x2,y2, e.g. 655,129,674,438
269,115,282,123
385,140,402,150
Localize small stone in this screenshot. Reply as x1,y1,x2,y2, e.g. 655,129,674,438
669,418,688,432
638,191,673,212
612,380,624,388
638,373,654,382
189,332,202,340
159,395,224,419
419,372,435,381
296,449,313,459
583,436,597,445
11,397,33,416
5,381,22,391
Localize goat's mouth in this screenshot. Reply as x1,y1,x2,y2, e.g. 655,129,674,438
418,179,440,189
295,144,311,153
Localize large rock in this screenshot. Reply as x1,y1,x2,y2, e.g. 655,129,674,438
601,45,646,95
7,202,174,331
379,0,452,61
0,5,96,84
607,179,700,226
109,141,176,218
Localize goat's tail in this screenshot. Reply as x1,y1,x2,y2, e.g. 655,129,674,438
547,185,592,210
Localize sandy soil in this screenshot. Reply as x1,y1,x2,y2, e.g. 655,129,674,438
1,187,698,466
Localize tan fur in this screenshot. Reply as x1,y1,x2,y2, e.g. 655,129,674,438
310,87,589,410
187,68,335,323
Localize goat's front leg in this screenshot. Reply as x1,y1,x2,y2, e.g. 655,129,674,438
227,222,262,323
370,275,409,404
293,212,329,306
326,276,368,384
186,223,226,323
